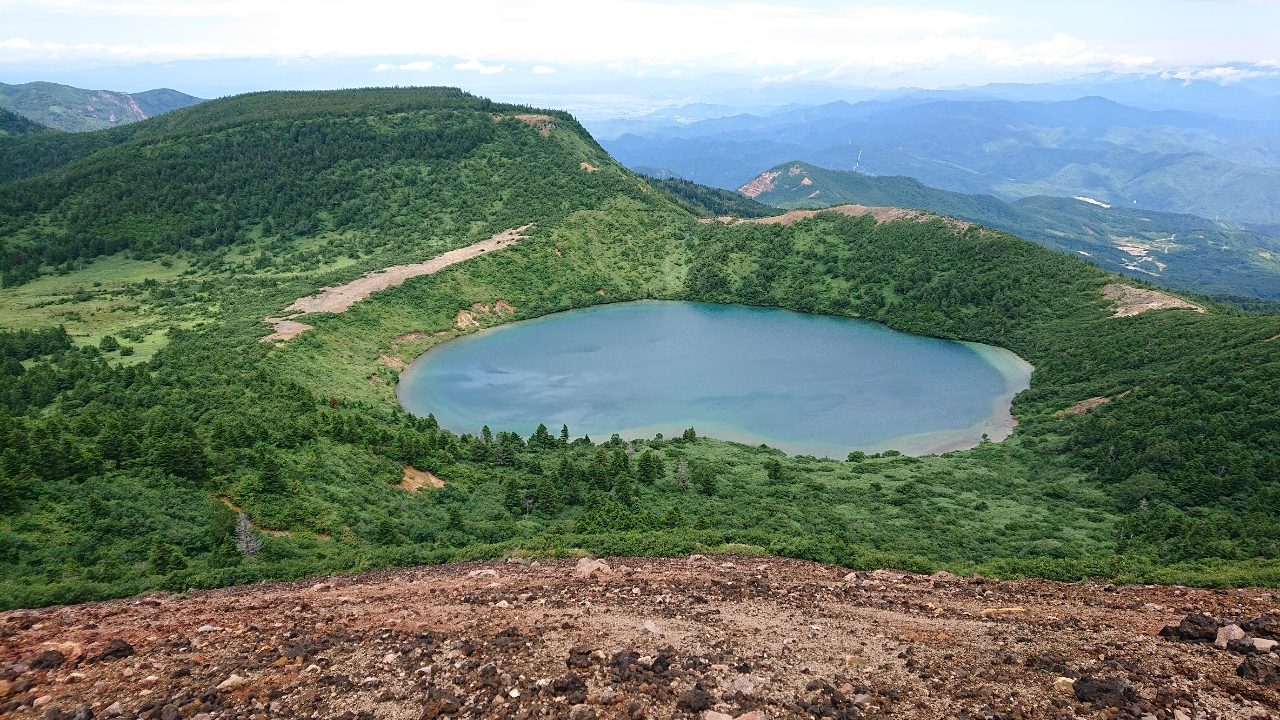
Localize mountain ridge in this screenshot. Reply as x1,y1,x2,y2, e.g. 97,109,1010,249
740,161,1280,299
599,95,1280,223
0,81,204,133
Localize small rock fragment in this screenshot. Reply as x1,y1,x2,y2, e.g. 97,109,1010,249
1053,677,1076,693
569,705,596,720
1216,624,1246,649
217,675,249,691
101,703,123,718
641,620,660,634
33,696,53,708
705,712,733,720
575,558,612,578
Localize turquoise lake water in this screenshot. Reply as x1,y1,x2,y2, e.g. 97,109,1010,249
396,301,1032,456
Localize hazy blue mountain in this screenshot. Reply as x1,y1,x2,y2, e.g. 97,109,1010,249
0,81,204,132
598,96,1280,223
744,161,1280,299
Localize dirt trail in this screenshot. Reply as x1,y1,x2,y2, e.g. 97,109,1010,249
1103,284,1204,318
260,227,529,344
2,556,1275,720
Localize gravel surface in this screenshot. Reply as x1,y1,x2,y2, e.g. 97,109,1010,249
3,556,1278,720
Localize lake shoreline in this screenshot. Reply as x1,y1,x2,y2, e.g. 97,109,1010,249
397,300,1034,457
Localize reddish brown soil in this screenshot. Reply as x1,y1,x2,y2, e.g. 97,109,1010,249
2,557,1277,720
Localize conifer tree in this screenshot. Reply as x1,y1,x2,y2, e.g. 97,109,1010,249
588,448,612,492
613,471,635,506
535,477,559,517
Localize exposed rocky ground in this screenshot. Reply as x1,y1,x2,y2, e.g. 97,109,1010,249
3,556,1279,720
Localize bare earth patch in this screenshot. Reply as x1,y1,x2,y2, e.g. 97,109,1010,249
377,353,407,369
260,227,529,343
1056,396,1110,417
260,318,315,345
738,171,781,198
580,162,600,173
454,310,479,329
398,465,444,492
2,556,1275,720
1056,389,1134,418
513,115,555,137
1103,284,1204,318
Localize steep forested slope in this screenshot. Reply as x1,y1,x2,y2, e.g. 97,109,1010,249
1,88,1279,610
0,109,55,138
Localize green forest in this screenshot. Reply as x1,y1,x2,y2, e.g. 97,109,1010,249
1,87,1279,610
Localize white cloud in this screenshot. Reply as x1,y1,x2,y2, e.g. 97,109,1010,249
454,58,504,74
371,60,433,72
532,65,554,73
0,0,1270,81
1163,65,1275,84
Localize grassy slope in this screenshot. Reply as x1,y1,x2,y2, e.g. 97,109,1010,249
1,89,1279,610
748,161,1280,300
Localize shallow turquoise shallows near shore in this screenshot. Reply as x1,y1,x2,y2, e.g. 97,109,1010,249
396,301,1032,456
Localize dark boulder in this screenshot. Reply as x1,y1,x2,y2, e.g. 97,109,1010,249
1073,677,1136,708
675,689,713,712
566,645,595,669
27,651,64,670
1238,655,1280,686
551,675,586,695
95,639,134,662
1242,615,1280,639
1160,614,1219,642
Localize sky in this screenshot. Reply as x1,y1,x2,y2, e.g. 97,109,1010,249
2,0,1279,110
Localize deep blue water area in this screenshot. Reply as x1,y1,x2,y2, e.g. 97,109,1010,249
397,301,1031,456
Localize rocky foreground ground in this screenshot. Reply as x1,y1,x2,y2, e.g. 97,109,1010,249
3,556,1280,720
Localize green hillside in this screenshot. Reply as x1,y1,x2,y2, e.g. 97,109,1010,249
641,174,782,218
746,161,1280,300
0,108,55,138
1,88,1279,610
0,81,203,133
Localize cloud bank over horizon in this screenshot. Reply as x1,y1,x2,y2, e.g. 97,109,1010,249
3,0,1280,91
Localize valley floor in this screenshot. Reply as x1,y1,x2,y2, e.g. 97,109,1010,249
2,557,1277,720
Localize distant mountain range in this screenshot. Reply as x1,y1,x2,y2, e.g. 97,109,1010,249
598,95,1280,224
0,81,204,133
742,161,1280,300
